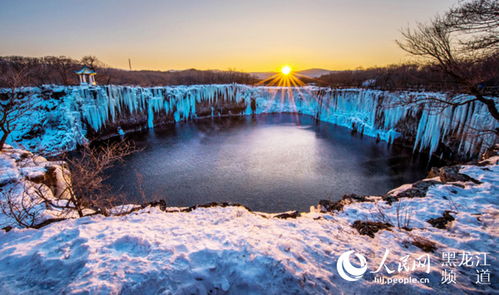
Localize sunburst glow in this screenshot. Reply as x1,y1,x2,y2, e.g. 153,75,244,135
256,65,304,88
281,65,292,75
255,65,316,115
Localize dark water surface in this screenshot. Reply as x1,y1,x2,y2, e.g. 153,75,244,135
105,114,433,212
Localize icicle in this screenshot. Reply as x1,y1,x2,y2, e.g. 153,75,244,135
63,84,496,158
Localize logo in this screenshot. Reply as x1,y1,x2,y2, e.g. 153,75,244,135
337,250,368,281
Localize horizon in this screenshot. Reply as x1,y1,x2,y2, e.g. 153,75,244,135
0,0,459,72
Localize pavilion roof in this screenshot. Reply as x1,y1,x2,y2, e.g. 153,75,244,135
75,66,96,75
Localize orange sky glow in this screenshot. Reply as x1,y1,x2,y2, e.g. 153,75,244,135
0,0,459,72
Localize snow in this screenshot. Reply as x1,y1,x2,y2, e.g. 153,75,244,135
1,87,87,155
0,152,497,293
0,145,74,227
2,85,496,158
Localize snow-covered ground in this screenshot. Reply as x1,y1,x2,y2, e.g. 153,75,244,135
0,147,497,294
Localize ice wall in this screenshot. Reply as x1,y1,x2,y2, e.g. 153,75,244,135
4,84,497,158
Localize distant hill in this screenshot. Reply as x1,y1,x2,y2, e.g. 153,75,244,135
296,68,334,78
250,68,334,79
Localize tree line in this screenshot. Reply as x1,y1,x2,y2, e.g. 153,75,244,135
2,53,496,94
0,55,258,87
317,59,497,94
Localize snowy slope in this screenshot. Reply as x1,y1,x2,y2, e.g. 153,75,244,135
2,85,497,158
0,157,497,294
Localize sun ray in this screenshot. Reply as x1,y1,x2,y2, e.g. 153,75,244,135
256,65,325,117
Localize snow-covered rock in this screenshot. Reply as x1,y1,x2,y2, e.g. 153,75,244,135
0,145,72,228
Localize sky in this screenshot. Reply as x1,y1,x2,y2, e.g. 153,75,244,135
0,0,459,72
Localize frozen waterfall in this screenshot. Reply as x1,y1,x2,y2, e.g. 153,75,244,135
5,84,497,158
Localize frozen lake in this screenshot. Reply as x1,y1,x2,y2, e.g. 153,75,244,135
105,114,434,212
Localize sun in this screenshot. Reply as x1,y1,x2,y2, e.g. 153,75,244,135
281,65,292,75
256,64,304,87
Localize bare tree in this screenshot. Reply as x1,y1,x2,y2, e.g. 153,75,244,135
80,55,105,70
396,0,499,123
0,66,33,150
60,141,138,217
30,141,138,218
445,0,498,52
1,141,139,228
0,182,46,228
45,56,78,85
80,55,115,84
